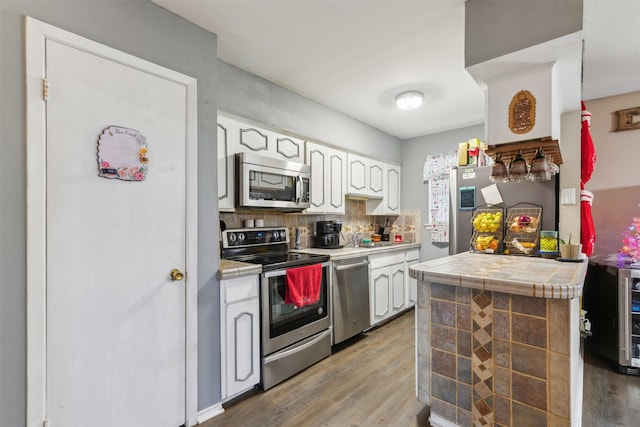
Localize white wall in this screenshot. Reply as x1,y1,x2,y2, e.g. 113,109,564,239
584,91,640,192
401,124,485,262
582,92,640,261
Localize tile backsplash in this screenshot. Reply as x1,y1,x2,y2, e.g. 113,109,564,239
220,199,420,249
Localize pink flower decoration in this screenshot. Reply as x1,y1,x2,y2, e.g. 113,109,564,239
134,171,145,181
129,166,140,174
119,168,127,178
101,161,110,168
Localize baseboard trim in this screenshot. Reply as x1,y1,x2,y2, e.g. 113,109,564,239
197,403,224,424
429,412,460,427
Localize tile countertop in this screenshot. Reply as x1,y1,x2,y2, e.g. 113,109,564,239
409,251,588,299
290,242,421,260
218,259,262,280
219,243,421,279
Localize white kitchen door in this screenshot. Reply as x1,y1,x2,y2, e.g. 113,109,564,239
26,18,198,427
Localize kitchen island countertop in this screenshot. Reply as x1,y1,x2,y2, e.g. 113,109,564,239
409,251,587,299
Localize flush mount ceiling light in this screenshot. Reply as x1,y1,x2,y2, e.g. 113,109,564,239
395,90,424,110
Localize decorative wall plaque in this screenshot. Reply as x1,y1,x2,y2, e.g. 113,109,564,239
97,125,148,181
508,90,536,134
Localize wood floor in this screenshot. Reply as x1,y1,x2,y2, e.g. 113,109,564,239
201,309,640,427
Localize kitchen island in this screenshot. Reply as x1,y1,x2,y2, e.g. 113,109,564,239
409,252,588,427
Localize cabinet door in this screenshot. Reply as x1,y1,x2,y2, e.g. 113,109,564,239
271,131,304,163
225,298,260,399
390,263,406,314
384,164,401,214
347,153,368,196
371,267,391,325
326,147,346,214
217,117,235,211
368,159,384,198
234,120,269,154
306,142,327,213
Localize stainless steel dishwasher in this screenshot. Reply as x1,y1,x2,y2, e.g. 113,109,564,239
332,257,370,345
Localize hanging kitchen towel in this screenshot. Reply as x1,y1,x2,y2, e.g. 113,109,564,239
285,264,322,307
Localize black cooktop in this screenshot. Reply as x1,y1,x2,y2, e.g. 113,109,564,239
229,251,329,272
220,227,329,271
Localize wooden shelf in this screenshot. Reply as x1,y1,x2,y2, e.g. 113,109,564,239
485,137,563,165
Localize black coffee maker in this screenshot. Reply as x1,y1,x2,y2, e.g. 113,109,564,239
314,220,343,249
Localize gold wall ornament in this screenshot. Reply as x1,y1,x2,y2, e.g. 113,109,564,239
508,90,536,135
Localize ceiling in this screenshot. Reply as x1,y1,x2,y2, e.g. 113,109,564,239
153,0,640,140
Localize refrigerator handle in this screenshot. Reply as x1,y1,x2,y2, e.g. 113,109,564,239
449,170,458,255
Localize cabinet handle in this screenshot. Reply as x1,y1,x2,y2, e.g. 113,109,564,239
334,260,369,271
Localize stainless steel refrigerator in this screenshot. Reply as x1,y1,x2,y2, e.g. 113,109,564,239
448,166,558,255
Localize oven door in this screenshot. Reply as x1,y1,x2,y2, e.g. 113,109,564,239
261,262,331,356
237,153,310,210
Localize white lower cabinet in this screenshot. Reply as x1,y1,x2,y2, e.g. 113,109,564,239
406,249,420,308
369,252,407,326
220,275,260,401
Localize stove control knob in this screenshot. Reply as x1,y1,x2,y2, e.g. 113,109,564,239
279,230,287,240
237,233,245,242
272,231,280,240
228,233,236,242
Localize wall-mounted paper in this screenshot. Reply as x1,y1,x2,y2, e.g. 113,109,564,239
98,125,148,181
481,184,503,206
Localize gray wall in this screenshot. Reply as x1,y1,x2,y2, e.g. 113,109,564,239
0,1,220,424
219,61,403,164
401,124,485,262
465,0,583,67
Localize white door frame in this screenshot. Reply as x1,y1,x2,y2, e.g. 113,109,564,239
25,17,198,427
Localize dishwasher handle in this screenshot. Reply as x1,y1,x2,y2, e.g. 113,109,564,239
334,259,369,272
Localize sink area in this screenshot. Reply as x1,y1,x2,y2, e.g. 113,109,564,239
359,242,396,248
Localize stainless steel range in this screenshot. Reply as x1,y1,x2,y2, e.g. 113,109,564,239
220,227,331,390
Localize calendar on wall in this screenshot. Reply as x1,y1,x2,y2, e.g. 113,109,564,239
423,151,456,243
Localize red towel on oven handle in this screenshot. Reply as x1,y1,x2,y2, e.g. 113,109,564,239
285,263,322,307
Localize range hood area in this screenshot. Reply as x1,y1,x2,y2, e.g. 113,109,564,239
465,32,584,165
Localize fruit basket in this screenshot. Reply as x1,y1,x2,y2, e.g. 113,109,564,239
504,204,542,255
470,206,504,254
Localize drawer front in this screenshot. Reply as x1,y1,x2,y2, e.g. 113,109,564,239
406,249,420,262
369,252,405,269
224,276,259,303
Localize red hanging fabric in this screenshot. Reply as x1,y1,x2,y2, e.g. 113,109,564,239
581,190,595,256
581,101,597,185
580,101,597,256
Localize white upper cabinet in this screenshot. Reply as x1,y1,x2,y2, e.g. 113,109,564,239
366,162,401,215
233,118,305,163
347,153,385,199
306,141,346,214
347,152,368,197
367,159,384,199
384,163,401,214
217,116,235,211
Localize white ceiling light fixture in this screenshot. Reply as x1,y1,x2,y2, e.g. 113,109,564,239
394,90,424,110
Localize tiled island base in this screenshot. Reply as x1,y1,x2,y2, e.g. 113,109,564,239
416,282,582,427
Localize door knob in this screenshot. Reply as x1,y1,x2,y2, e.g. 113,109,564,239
170,269,184,281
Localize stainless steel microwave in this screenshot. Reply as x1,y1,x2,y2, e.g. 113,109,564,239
236,152,310,211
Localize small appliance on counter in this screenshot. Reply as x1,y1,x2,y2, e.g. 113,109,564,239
314,220,343,249
379,218,391,241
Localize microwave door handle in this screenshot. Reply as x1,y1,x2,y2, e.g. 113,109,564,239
296,175,302,204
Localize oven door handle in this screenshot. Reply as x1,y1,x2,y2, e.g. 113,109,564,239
334,259,369,271
262,261,331,279
264,329,331,363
